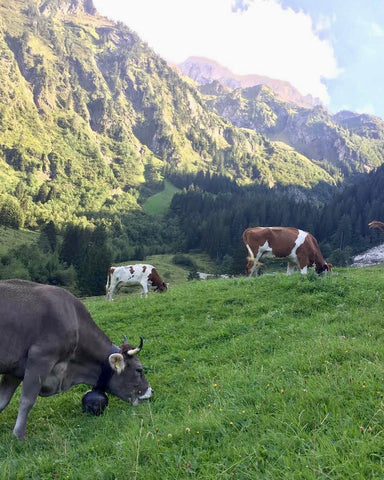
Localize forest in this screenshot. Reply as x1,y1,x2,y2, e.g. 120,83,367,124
1,165,384,297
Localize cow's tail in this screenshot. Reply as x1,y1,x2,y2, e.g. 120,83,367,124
246,243,255,263
245,244,266,269
369,220,384,233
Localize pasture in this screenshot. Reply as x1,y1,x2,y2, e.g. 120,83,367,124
142,180,181,216
1,266,384,479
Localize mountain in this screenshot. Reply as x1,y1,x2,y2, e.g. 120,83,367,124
178,56,321,108
198,82,384,181
0,0,342,229
1,0,384,232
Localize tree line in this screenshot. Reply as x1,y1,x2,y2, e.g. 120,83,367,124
1,167,384,295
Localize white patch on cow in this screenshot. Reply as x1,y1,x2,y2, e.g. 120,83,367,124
287,229,308,273
292,229,308,255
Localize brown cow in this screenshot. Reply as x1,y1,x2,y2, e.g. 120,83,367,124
369,220,384,232
243,226,331,276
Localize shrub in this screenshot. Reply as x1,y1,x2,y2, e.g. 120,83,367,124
0,196,24,229
172,254,197,269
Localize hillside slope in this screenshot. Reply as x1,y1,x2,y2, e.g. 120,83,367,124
0,0,372,230
200,82,384,180
2,267,384,478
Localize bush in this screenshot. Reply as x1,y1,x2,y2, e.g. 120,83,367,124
172,254,197,270
0,195,24,229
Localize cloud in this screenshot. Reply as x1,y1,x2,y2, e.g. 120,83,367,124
370,22,384,38
93,0,340,103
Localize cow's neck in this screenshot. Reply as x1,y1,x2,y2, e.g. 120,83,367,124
70,338,119,389
93,345,120,392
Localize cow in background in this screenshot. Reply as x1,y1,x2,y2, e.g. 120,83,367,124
369,220,384,232
106,264,167,301
243,226,331,276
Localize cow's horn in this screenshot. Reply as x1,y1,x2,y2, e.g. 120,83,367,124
127,337,144,356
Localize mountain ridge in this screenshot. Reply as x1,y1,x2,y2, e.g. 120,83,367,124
0,0,383,230
178,56,321,109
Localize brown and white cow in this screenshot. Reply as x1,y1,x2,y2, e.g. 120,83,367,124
369,220,384,232
243,226,331,276
106,264,167,301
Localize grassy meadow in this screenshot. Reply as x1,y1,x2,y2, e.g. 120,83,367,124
0,227,38,256
1,266,384,478
142,180,181,216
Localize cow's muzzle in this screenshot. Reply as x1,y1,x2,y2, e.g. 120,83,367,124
131,386,153,406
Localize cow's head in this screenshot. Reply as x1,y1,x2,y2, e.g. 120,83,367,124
315,262,332,274
155,281,168,293
107,337,152,405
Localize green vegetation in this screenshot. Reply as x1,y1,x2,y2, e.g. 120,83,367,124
143,180,181,216
1,266,384,478
1,0,384,232
0,226,38,256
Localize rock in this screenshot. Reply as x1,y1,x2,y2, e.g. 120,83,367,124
352,243,384,267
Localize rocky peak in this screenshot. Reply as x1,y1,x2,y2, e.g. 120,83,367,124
39,0,97,16
179,56,321,109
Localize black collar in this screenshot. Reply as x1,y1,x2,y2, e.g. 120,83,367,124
93,345,120,393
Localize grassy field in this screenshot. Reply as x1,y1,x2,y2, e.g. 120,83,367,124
142,180,181,216
0,226,38,256
2,266,384,479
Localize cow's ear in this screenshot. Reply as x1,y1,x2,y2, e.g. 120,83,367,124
109,353,125,374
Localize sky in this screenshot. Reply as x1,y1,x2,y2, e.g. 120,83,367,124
92,0,384,119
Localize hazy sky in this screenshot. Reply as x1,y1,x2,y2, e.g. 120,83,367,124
92,0,384,119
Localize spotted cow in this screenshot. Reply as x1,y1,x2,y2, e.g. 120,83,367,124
243,226,331,276
106,264,167,301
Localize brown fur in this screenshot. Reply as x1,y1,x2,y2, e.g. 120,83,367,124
369,220,384,232
148,268,167,292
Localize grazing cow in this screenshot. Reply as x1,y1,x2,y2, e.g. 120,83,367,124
106,264,167,301
0,279,152,440
243,226,331,276
369,220,384,232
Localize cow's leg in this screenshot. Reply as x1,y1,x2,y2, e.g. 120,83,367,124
250,260,266,277
0,374,21,412
107,281,120,301
13,355,55,441
140,281,148,298
106,281,116,301
286,262,295,275
299,266,308,274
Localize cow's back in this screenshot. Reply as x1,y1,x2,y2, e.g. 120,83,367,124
243,226,299,257
0,280,81,372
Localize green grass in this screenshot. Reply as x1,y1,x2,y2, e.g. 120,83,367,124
0,226,38,256
2,266,384,478
142,180,181,216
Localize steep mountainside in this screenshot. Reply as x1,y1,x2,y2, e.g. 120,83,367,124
0,0,340,228
200,82,384,180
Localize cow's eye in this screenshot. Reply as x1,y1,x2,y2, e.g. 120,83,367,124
136,367,143,375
